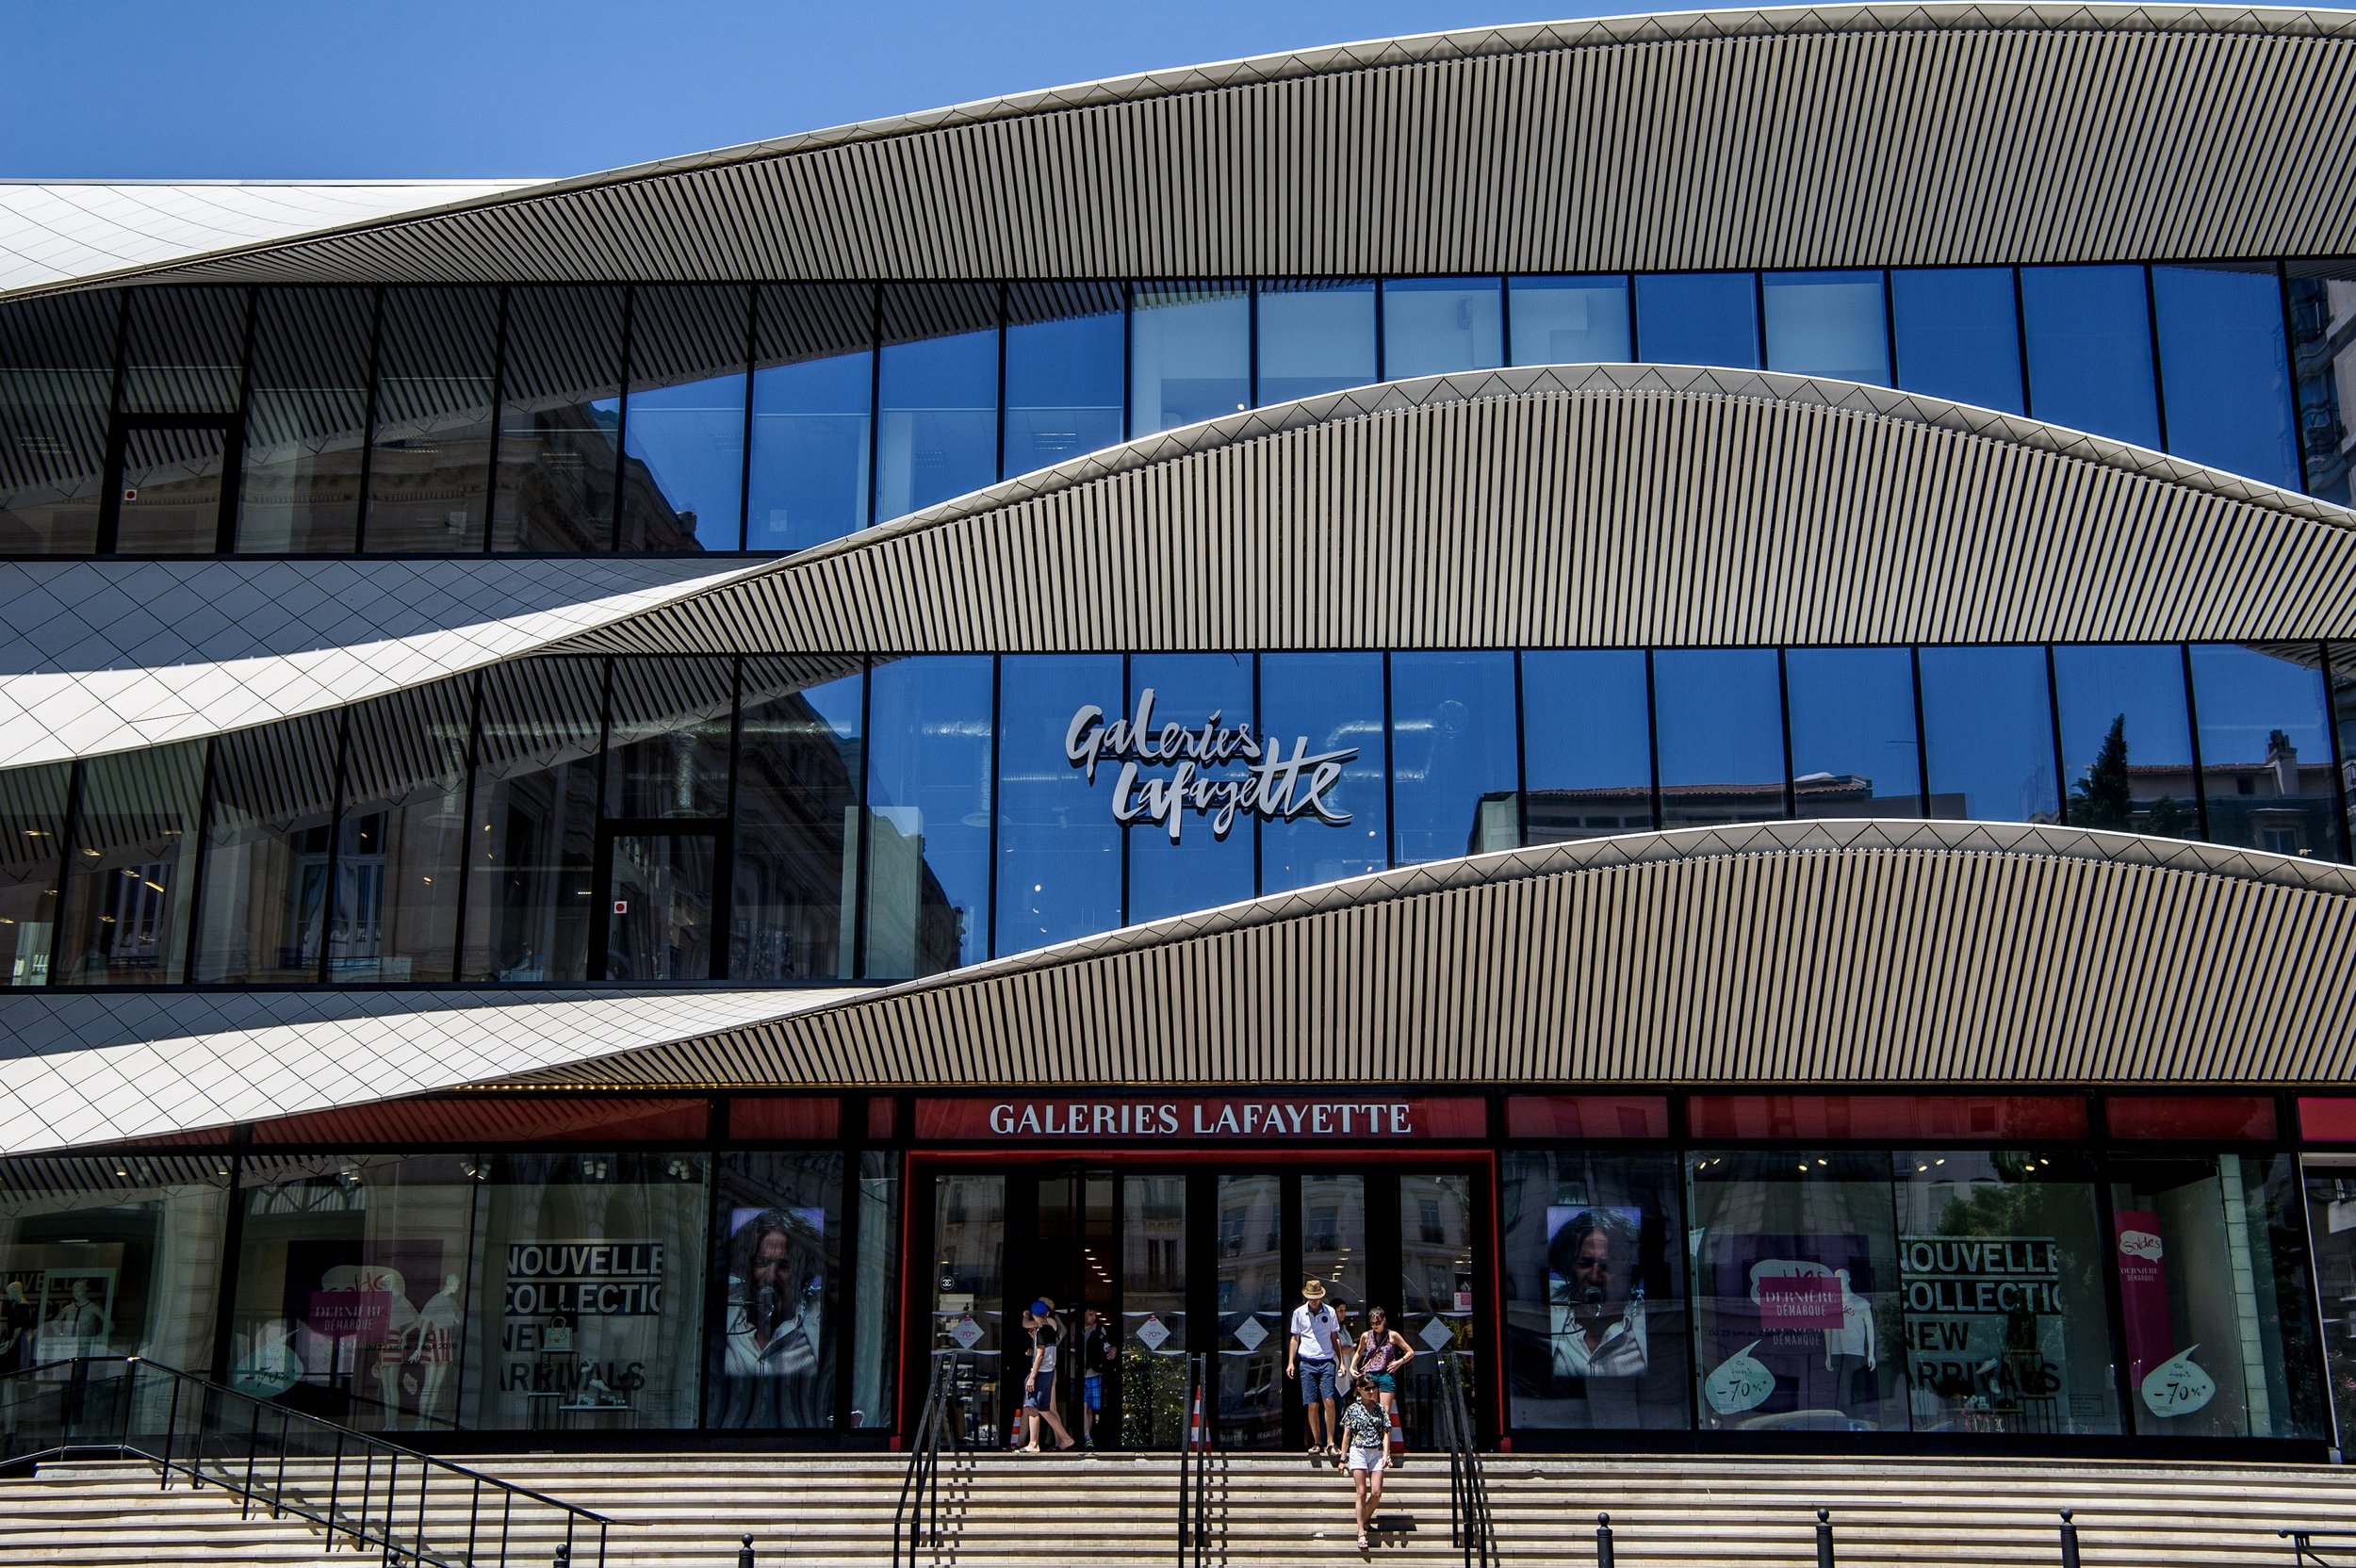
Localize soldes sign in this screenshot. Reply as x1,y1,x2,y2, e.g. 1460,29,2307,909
915,1095,1486,1142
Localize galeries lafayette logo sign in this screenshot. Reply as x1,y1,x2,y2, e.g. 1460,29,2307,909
1065,689,1356,841
915,1095,1487,1142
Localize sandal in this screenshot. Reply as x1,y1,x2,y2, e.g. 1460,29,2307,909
1356,1535,1370,1550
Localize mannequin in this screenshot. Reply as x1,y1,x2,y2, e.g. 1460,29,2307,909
409,1275,462,1429
1821,1268,1877,1411
0,1281,36,1373
368,1273,418,1430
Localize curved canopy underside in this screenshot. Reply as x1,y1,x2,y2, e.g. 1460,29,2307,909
5,821,2352,1155
2,365,2348,769
12,4,2356,293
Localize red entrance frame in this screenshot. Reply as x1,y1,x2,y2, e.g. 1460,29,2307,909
895,1145,1508,1446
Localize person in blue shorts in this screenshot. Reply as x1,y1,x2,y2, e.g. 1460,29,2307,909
1284,1277,1345,1460
1077,1306,1114,1449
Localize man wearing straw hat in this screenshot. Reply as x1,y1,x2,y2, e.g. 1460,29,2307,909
1284,1276,1346,1461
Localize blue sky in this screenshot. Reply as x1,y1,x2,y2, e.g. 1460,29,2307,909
5,1,1638,180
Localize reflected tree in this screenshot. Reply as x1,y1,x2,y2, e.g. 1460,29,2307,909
2070,714,2192,836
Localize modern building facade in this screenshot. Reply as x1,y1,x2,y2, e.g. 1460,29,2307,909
8,4,2356,1462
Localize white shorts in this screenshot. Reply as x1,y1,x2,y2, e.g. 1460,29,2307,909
1346,1444,1388,1473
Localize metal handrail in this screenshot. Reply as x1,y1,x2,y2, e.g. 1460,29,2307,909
893,1351,966,1568
1,1355,614,1567
2283,1528,2356,1568
1176,1350,1210,1568
1432,1351,1495,1568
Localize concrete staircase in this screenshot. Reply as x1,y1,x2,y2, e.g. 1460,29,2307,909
6,1450,2356,1567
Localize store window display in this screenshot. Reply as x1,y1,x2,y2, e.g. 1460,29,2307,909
706,1152,844,1429
0,1156,228,1376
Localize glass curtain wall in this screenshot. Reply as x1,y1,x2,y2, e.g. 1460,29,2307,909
0,291,118,554
1256,282,1375,404
875,286,996,520
618,286,750,552
0,762,68,987
366,286,499,553
747,284,874,553
236,286,374,554
1004,284,1123,474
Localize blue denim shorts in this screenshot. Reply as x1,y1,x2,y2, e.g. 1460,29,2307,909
1299,1358,1337,1404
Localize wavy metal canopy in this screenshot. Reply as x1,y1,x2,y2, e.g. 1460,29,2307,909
12,4,2356,295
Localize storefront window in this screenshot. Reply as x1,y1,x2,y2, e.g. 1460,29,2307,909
996,654,1122,953
2187,644,2339,858
2110,1154,2324,1440
2053,645,2197,836
1687,1152,1906,1433
1784,647,1922,818
2,1154,231,1375
237,286,374,555
707,1152,844,1429
1390,650,1516,862
732,660,863,983
850,1152,900,1432
1259,653,1386,894
366,286,499,554
618,285,750,552
1005,285,1124,474
191,711,342,984
1132,284,1249,434
1124,654,1257,923
2021,265,2162,449
1256,282,1375,405
1653,648,1784,827
1633,273,1759,368
1383,278,1504,380
492,286,628,553
0,761,67,986
1918,646,2060,823
875,286,998,520
1519,650,1653,842
2300,1159,2356,1452
746,284,873,553
1762,270,1890,385
1890,268,2023,414
863,656,992,977
1500,1151,1690,1431
1508,276,1630,366
1894,1152,2120,1435
2151,264,2299,491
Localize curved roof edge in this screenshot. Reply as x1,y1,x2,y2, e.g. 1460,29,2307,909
8,4,2352,299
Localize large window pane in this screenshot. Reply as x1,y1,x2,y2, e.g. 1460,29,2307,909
708,1152,845,1429
2,1155,230,1376
1507,276,1630,366
122,286,244,415
1890,268,2024,413
1501,1151,1690,1431
237,286,374,554
732,659,863,983
2289,264,2356,503
56,743,204,985
1633,273,1759,368
1124,653,1257,923
2189,645,2338,858
1519,650,1653,842
618,286,749,552
604,658,732,821
462,658,604,983
1383,277,1504,380
1652,649,1785,827
2111,1154,2324,1439
2052,645,2197,836
997,654,1122,954
2303,1159,2356,1449
2152,264,2299,489
331,682,471,984
0,762,68,986
2021,266,2161,448
1785,648,1922,818
864,656,991,978
1005,284,1124,475
0,292,118,554
850,1151,900,1431
1895,1152,2119,1435
1132,283,1248,434
192,711,342,984
492,286,627,552
1763,270,1889,385
876,285,997,521
1688,1151,1906,1432
113,288,249,554
1390,650,1516,863
746,284,873,552
1259,653,1386,894
1918,646,2059,823
1255,281,1375,405
366,286,498,554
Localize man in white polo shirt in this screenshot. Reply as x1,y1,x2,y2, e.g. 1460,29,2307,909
1284,1277,1345,1460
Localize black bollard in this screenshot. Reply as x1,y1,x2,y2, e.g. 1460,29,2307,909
1595,1511,1616,1568
2059,1510,2081,1568
1816,1508,1835,1568
553,1546,571,1568
738,1533,757,1568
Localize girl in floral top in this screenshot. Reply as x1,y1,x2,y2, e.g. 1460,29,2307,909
1339,1380,1391,1548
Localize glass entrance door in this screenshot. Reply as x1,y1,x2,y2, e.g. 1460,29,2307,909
597,826,719,980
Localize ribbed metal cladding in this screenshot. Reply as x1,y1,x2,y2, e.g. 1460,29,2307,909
38,6,2356,291
496,822,2356,1092
554,368,2356,656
